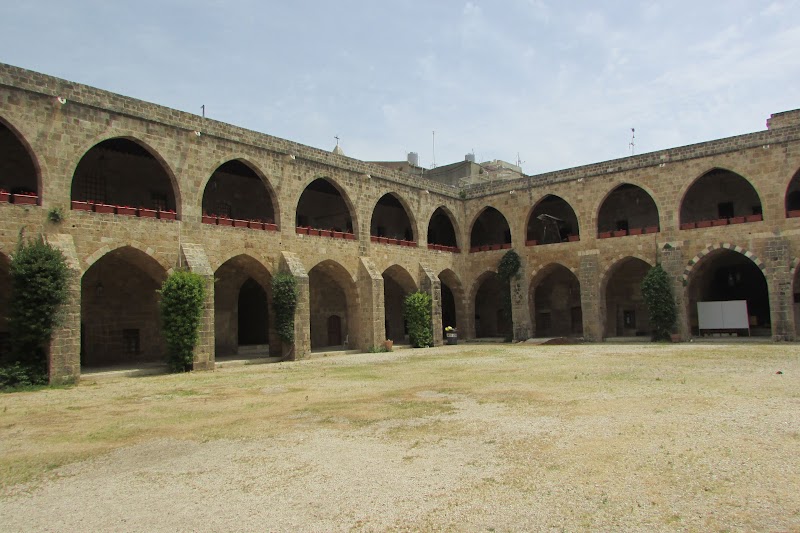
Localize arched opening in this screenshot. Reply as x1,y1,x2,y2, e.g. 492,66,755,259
215,255,274,358
785,169,800,216
427,207,459,251
296,178,354,234
439,269,465,335
0,120,38,200
526,195,580,245
597,184,659,237
687,249,771,337
80,247,167,368
680,168,763,227
470,207,512,251
382,265,417,343
202,160,276,225
371,193,415,244
308,260,358,350
71,138,177,215
473,273,511,338
238,279,268,346
604,257,652,338
0,253,10,359
529,264,582,337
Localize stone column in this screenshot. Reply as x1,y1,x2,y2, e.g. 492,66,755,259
764,237,794,340
659,241,688,340
358,257,385,351
579,250,602,341
45,234,81,384
419,263,443,346
180,243,215,371
511,259,531,341
279,251,310,359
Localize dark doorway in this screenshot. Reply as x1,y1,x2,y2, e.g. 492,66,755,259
238,278,268,346
328,315,343,346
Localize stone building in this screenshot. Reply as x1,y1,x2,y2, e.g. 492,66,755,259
1,63,799,384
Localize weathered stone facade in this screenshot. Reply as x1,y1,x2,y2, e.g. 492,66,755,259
1,63,799,383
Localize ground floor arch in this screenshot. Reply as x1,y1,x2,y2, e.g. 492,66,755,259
308,260,358,350
603,257,652,338
473,272,511,338
80,247,167,368
438,269,465,335
529,264,582,337
214,255,275,358
382,265,416,343
686,249,771,336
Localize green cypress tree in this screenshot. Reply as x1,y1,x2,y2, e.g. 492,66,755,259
641,264,677,341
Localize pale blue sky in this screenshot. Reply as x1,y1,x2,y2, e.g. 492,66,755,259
2,1,799,174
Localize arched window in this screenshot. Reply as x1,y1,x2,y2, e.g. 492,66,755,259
680,169,762,228
597,184,659,238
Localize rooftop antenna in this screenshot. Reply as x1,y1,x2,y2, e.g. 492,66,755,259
335,135,340,148
629,128,635,155
516,152,524,169
431,130,436,168
201,105,205,118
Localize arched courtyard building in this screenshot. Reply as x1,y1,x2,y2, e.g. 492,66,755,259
2,63,800,382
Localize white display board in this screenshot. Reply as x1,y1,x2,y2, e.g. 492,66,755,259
697,300,750,331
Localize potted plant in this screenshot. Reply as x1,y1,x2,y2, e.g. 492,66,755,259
116,205,136,216
680,222,696,230
568,234,580,242
218,215,233,226
696,220,712,228
746,213,763,223
480,245,491,252
202,213,217,224
320,228,332,237
333,229,343,239
12,191,38,205
308,227,321,236
233,218,249,228
248,219,264,230
0,189,10,202
470,246,479,253
525,239,538,246
628,227,643,236
159,209,177,220
445,326,458,345
644,226,659,234
788,210,800,219
94,202,115,214
501,243,512,249
383,339,393,352
598,231,612,239
138,206,158,218
490,243,502,251
729,216,746,224
71,200,92,211
712,218,728,226
344,232,356,240
613,229,627,237
296,225,308,234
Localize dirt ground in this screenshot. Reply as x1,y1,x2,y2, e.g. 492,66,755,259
1,343,798,532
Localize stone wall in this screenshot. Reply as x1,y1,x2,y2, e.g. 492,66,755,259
2,63,800,383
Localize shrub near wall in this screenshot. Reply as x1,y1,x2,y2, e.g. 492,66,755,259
2,237,69,389
641,264,677,341
272,273,298,358
159,270,206,372
404,291,433,348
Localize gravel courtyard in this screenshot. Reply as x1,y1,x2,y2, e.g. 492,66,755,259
1,343,798,532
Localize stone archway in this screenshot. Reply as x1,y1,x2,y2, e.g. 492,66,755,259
428,206,459,249
526,195,580,245
203,159,276,224
603,257,652,338
80,246,167,368
529,264,582,337
0,119,39,198
382,265,417,343
308,260,358,350
686,248,771,336
470,207,512,250
371,193,416,243
71,138,177,215
214,255,275,358
597,184,659,237
680,168,762,226
296,178,355,234
438,269,465,334
473,272,511,338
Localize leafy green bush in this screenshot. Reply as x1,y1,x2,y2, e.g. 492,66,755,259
3,237,69,387
403,291,433,348
497,250,521,342
272,272,298,343
159,270,206,372
641,264,677,341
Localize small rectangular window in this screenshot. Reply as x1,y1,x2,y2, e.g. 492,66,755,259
123,329,140,355
623,310,636,328
718,202,734,219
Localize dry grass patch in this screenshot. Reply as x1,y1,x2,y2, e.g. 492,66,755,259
0,342,798,531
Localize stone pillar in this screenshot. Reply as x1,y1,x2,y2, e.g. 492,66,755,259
511,260,531,341
358,257,385,350
279,251,310,359
180,243,215,371
579,250,602,341
764,237,794,340
44,234,81,384
419,263,443,346
659,241,688,340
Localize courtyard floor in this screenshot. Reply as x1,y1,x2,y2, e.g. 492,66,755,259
1,343,798,531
